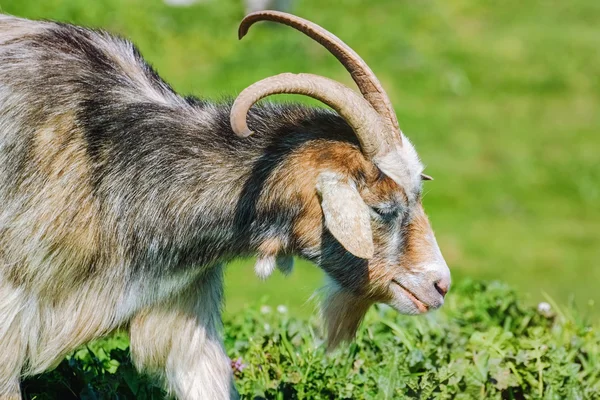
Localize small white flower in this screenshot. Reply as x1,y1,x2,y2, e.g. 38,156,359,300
277,305,288,314
537,302,553,317
263,323,271,332
260,305,272,314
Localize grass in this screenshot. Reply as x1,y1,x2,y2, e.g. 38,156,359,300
2,0,598,315
21,281,600,399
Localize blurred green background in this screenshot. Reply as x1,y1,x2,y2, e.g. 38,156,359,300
2,0,598,317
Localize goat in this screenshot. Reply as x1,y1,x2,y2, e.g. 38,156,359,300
0,11,451,400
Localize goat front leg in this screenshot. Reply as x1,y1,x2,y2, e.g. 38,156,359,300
0,380,21,400
129,266,237,400
0,328,23,400
0,282,25,400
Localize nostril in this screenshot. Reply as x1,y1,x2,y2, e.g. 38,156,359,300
434,281,448,298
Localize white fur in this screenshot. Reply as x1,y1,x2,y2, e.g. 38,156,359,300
254,256,277,280
130,266,238,400
255,254,294,279
375,134,424,202
317,171,374,259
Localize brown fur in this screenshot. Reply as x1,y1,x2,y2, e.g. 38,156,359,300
402,205,435,267
267,139,384,251
257,237,286,257
4,111,102,295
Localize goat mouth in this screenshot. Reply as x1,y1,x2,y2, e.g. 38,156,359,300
391,280,429,313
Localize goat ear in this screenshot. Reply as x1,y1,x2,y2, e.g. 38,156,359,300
316,173,374,259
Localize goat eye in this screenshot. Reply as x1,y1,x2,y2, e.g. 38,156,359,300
371,206,399,219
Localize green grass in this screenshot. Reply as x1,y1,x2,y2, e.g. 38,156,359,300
22,281,600,399
2,0,598,313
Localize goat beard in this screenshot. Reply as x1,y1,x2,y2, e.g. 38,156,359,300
321,285,373,350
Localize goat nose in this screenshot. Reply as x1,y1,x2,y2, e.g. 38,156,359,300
434,280,449,298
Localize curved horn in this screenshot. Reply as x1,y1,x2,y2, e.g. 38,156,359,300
230,73,395,158
239,11,401,145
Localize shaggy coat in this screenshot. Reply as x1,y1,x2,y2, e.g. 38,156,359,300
0,13,450,400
